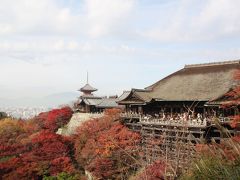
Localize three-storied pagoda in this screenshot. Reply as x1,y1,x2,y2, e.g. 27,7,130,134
76,74,120,113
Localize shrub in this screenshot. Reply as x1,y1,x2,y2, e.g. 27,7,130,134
181,137,240,180
132,160,165,180
74,112,141,179
35,106,73,132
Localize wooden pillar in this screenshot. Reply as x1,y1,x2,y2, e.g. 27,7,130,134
203,107,206,118
86,105,90,113
126,105,129,112
193,107,195,118
138,105,143,114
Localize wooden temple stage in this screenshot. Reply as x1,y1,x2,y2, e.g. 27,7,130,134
120,112,238,176
117,60,240,176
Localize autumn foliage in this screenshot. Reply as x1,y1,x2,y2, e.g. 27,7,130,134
0,106,77,180
182,136,240,180
1,130,75,179
0,107,143,179
133,160,165,180
35,106,73,132
74,109,141,179
222,70,240,128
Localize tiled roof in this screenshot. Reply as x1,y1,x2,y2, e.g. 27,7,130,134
96,98,119,108
79,83,97,92
80,97,119,108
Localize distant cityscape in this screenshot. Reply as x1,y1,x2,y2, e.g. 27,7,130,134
0,107,51,119
0,92,79,119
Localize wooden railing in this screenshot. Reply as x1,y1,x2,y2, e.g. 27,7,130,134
120,113,231,128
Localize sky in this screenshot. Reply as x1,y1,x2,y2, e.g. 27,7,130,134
1,0,240,103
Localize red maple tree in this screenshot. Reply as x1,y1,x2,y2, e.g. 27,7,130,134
74,109,141,179
35,106,73,132
133,160,165,180
223,70,240,128
0,107,76,180
0,130,76,179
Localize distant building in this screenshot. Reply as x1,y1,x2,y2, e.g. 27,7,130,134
75,76,120,113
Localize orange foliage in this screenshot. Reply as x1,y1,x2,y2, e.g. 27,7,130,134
104,108,122,119
195,136,240,163
134,160,165,180
231,115,240,128
0,107,139,179
222,70,240,128
74,112,141,179
0,119,26,145
0,107,76,179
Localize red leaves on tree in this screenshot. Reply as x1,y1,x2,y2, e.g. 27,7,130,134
30,130,72,159
134,160,165,180
36,106,73,132
0,119,32,164
222,70,240,128
50,157,75,176
87,158,114,179
74,113,141,179
0,130,75,179
104,108,122,119
231,115,240,128
96,123,140,156
1,107,140,179
0,106,76,180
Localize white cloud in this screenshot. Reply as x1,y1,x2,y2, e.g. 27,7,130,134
85,0,136,37
0,0,240,104
0,0,136,38
196,0,240,35
0,24,13,34
0,0,85,37
140,0,240,42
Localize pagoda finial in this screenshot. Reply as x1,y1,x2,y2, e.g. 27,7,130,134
79,71,97,94
87,71,89,84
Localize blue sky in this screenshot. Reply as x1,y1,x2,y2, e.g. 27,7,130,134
0,0,240,101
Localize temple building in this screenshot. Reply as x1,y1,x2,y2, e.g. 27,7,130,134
75,77,120,113
118,60,240,142
118,60,240,118
117,60,240,170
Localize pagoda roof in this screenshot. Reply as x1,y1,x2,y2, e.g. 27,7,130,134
79,83,97,92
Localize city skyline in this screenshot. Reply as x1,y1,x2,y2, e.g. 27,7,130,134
1,0,240,107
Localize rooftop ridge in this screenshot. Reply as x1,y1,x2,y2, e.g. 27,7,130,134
184,60,240,68
132,88,151,92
